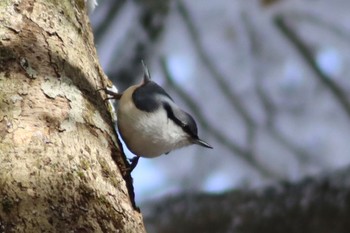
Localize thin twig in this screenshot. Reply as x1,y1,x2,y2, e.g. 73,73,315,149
176,1,256,132
274,15,350,119
241,13,316,164
292,12,350,43
94,0,126,43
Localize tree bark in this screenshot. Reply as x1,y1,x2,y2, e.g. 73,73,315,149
0,0,145,232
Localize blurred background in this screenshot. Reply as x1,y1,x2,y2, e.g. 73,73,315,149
90,0,350,205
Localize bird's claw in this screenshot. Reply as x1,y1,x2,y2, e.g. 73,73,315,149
128,156,140,172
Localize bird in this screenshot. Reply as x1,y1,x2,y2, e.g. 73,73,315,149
104,62,212,169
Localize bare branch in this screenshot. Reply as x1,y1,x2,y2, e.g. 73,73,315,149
292,12,350,43
274,15,350,119
176,1,256,132
93,0,126,43
242,13,318,165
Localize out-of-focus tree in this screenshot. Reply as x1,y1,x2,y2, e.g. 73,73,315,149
92,0,350,200
143,166,350,233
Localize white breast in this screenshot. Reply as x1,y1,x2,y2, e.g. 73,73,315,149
117,86,190,158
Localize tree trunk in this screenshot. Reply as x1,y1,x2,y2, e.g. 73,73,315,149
0,0,145,232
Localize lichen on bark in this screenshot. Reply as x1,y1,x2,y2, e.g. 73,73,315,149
0,0,145,232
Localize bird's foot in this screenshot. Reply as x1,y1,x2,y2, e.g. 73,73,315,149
96,88,122,100
128,156,140,172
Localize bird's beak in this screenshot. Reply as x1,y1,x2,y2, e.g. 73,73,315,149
194,138,213,149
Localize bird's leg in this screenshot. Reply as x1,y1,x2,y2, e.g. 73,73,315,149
128,156,140,172
96,88,123,100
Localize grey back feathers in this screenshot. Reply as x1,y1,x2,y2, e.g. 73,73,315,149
132,81,173,112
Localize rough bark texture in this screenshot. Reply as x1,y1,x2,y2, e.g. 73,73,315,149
144,167,350,233
0,0,145,232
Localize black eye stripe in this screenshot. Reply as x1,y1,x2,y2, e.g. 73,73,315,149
163,103,198,138
163,103,183,126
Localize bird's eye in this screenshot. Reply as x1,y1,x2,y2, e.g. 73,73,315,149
182,124,192,132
